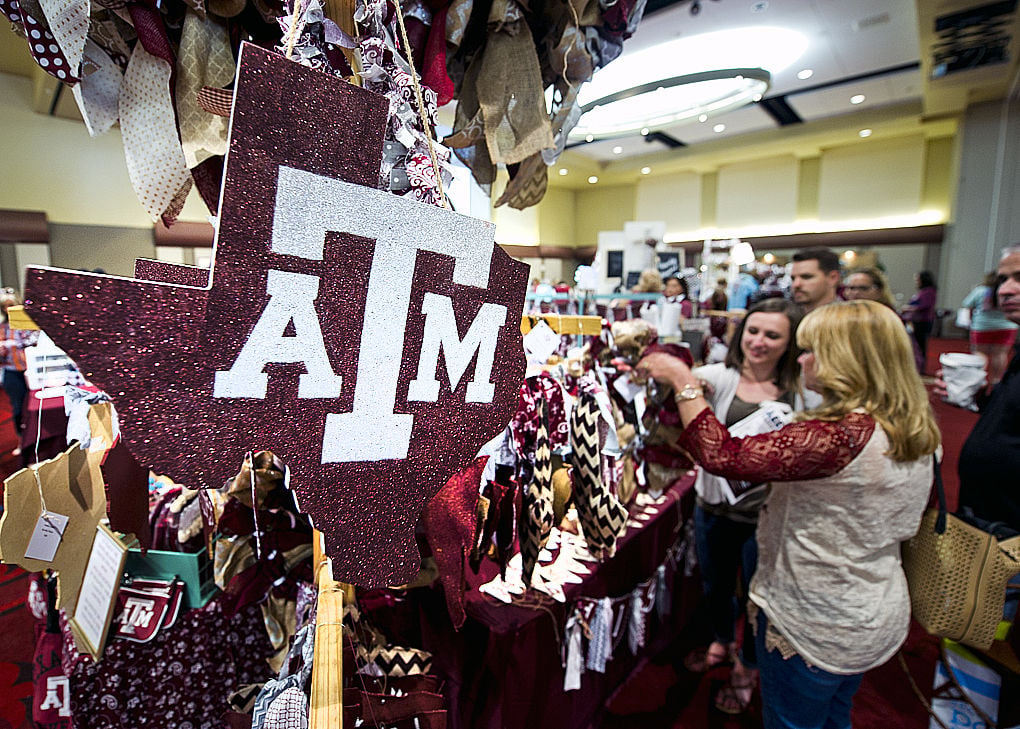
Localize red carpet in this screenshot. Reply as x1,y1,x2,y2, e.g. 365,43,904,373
602,337,983,729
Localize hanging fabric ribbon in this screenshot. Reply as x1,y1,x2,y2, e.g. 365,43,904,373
585,596,613,673
520,395,554,587
72,40,123,137
176,10,233,169
119,42,192,222
38,0,89,83
570,392,628,559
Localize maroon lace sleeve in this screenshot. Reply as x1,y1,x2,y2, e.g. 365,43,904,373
676,408,876,483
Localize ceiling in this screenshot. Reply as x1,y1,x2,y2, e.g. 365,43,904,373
552,0,1020,185
2,0,1019,188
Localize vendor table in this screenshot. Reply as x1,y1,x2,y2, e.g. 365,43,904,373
420,472,698,729
20,390,70,464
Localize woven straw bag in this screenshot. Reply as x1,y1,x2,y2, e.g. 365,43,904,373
902,456,1020,650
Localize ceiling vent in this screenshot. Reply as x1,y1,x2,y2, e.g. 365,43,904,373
931,0,1018,77
852,12,891,31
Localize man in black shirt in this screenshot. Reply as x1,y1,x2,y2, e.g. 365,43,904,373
956,245,1020,531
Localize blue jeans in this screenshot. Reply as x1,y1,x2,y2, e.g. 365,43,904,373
694,504,758,665
756,610,864,729
2,368,27,435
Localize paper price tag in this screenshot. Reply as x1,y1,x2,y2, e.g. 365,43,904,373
523,320,561,364
25,511,70,562
611,373,643,404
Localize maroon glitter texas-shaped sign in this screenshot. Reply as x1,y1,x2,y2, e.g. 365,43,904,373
24,43,529,588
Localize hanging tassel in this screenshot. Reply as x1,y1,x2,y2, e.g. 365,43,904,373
562,612,585,692
585,597,612,673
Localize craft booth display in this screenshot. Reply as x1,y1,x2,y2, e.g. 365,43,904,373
0,0,688,725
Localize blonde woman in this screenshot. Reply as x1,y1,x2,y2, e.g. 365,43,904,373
639,300,940,729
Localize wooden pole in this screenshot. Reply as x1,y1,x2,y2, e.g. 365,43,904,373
321,0,362,82
310,530,345,729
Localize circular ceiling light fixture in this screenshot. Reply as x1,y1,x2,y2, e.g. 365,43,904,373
569,68,769,140
568,26,805,142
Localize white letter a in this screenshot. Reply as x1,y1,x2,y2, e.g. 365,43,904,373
213,269,342,399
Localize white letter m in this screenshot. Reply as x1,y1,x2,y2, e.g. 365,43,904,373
407,293,507,403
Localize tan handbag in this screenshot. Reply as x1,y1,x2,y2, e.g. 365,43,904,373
902,456,1020,650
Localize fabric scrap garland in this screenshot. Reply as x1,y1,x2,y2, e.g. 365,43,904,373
0,0,458,221
561,533,687,691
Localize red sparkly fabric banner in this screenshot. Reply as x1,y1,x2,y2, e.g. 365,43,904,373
24,43,529,588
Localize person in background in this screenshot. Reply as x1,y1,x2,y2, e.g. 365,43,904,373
961,271,1018,385
639,300,939,729
843,268,897,309
845,267,925,369
613,268,663,320
702,279,731,363
663,275,694,317
706,277,729,312
790,248,841,313
901,270,937,373
0,290,34,456
729,267,760,310
633,268,663,294
945,246,1020,532
682,298,814,715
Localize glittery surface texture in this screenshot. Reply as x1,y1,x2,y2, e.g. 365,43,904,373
24,44,529,588
134,259,212,288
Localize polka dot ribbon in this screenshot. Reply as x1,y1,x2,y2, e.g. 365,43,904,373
39,0,89,84
120,42,193,221
0,0,82,84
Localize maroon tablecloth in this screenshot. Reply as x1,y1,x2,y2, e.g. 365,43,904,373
420,472,698,729
20,391,69,464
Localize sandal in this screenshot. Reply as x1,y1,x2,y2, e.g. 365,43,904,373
683,641,734,673
714,665,758,715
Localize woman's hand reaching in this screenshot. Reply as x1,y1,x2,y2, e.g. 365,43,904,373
636,351,698,391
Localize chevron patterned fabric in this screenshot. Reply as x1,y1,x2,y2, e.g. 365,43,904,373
520,396,555,586
570,392,628,558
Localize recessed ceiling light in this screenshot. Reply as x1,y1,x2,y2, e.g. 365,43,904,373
641,167,651,175
641,127,650,136
588,175,599,184
699,114,708,123
585,134,594,142
612,145,624,154
850,94,866,105
558,168,569,176
859,128,873,138
753,93,763,102
713,123,726,133
797,68,813,80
